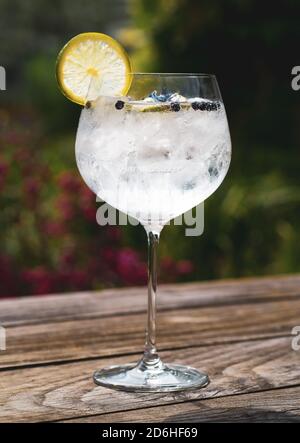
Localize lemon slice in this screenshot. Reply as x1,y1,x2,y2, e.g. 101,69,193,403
56,32,132,105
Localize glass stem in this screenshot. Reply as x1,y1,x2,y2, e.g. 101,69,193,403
142,230,161,368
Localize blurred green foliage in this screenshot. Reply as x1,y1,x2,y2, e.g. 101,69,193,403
120,0,300,278
1,0,300,296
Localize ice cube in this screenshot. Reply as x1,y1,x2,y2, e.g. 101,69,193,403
169,93,186,103
188,97,210,103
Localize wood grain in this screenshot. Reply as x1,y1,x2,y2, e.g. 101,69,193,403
0,336,299,422
0,298,298,369
1,275,300,422
1,274,300,327
62,385,300,423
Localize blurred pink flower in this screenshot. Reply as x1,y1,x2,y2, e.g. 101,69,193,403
161,256,194,282
59,247,77,268
23,177,40,208
0,160,8,192
79,187,96,222
176,260,194,275
22,267,56,295
82,206,96,223
23,177,39,194
56,195,75,221
57,171,81,193
160,256,177,280
0,255,18,297
42,221,66,236
69,269,89,289
56,267,90,291
116,248,147,285
0,104,195,297
106,227,122,243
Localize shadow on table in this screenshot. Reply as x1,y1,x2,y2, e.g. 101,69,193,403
162,407,300,423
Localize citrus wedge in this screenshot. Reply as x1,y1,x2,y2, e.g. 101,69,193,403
56,32,132,105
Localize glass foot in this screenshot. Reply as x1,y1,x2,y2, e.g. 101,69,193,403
93,358,209,392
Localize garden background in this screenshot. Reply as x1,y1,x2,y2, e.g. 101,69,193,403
1,0,300,297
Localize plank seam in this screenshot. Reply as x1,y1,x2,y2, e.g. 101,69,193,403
0,333,292,373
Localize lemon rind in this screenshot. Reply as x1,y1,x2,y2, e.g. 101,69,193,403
56,32,132,105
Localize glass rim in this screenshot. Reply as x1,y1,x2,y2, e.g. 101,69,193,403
129,72,217,79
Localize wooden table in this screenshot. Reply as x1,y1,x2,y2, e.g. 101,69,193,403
0,274,300,423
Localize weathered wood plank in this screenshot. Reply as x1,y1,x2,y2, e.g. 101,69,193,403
62,385,300,423
0,298,298,369
1,274,300,327
0,337,299,422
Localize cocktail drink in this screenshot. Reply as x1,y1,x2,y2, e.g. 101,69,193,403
57,34,231,392
76,85,230,227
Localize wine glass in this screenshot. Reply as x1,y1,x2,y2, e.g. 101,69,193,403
75,73,231,392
